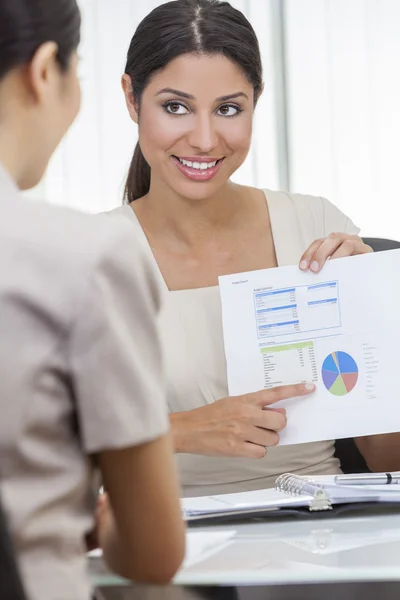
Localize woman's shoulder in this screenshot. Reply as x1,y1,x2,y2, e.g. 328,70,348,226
263,187,333,217
98,203,160,268
242,183,334,220
262,188,360,238
100,203,145,234
102,203,136,221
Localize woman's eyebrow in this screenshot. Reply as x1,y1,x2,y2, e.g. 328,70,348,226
156,88,194,99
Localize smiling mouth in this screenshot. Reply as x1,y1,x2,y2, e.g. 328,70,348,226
173,156,224,171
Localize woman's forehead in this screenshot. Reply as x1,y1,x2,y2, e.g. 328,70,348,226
146,53,253,98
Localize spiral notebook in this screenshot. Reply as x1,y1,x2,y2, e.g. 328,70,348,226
182,474,400,522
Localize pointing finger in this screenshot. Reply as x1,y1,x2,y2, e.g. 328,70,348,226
245,383,315,407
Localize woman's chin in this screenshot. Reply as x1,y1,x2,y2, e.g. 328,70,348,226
167,173,228,201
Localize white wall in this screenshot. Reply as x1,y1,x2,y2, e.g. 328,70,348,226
284,0,400,239
32,0,282,213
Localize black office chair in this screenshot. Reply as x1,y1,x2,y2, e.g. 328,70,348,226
362,237,400,252
334,236,400,473
0,496,27,600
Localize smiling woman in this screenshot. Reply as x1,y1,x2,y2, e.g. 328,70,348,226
121,0,262,203
105,0,397,498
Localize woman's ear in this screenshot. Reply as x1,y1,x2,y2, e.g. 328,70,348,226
122,74,139,123
28,41,59,101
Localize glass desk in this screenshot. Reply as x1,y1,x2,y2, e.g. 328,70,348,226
90,510,400,592
94,581,400,600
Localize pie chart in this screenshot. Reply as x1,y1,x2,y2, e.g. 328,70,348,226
322,351,359,396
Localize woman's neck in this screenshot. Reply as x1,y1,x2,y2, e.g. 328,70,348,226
0,77,31,188
0,123,28,189
133,179,247,249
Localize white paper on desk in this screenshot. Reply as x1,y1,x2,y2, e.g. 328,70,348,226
219,249,400,445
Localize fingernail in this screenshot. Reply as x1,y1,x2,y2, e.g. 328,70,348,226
304,383,315,391
299,260,308,270
310,261,319,272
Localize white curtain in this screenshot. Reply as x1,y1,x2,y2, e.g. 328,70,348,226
284,0,400,239
30,0,282,213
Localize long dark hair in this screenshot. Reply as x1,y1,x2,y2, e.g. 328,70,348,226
124,0,263,203
0,0,81,82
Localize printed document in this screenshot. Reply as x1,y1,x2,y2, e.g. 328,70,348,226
219,249,400,444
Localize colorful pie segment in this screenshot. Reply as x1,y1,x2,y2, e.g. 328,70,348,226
321,351,359,396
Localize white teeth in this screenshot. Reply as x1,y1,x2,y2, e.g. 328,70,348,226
178,158,218,170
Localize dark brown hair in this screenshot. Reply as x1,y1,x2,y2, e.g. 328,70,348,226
124,0,263,203
0,0,81,82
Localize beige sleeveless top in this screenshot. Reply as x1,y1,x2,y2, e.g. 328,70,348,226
107,189,360,497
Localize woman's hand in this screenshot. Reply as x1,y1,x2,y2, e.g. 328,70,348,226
170,383,315,458
299,233,373,274
85,492,111,552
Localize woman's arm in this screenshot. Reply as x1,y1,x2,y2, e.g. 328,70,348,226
97,433,185,584
354,434,400,472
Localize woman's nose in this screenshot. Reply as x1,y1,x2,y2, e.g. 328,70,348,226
187,114,218,152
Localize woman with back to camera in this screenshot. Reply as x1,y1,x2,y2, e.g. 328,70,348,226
0,1,184,599
108,0,400,498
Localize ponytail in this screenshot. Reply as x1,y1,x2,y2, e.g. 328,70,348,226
124,142,151,204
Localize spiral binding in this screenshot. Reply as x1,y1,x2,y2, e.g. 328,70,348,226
275,473,332,511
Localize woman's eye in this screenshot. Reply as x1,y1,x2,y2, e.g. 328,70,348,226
165,102,189,115
217,105,240,117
